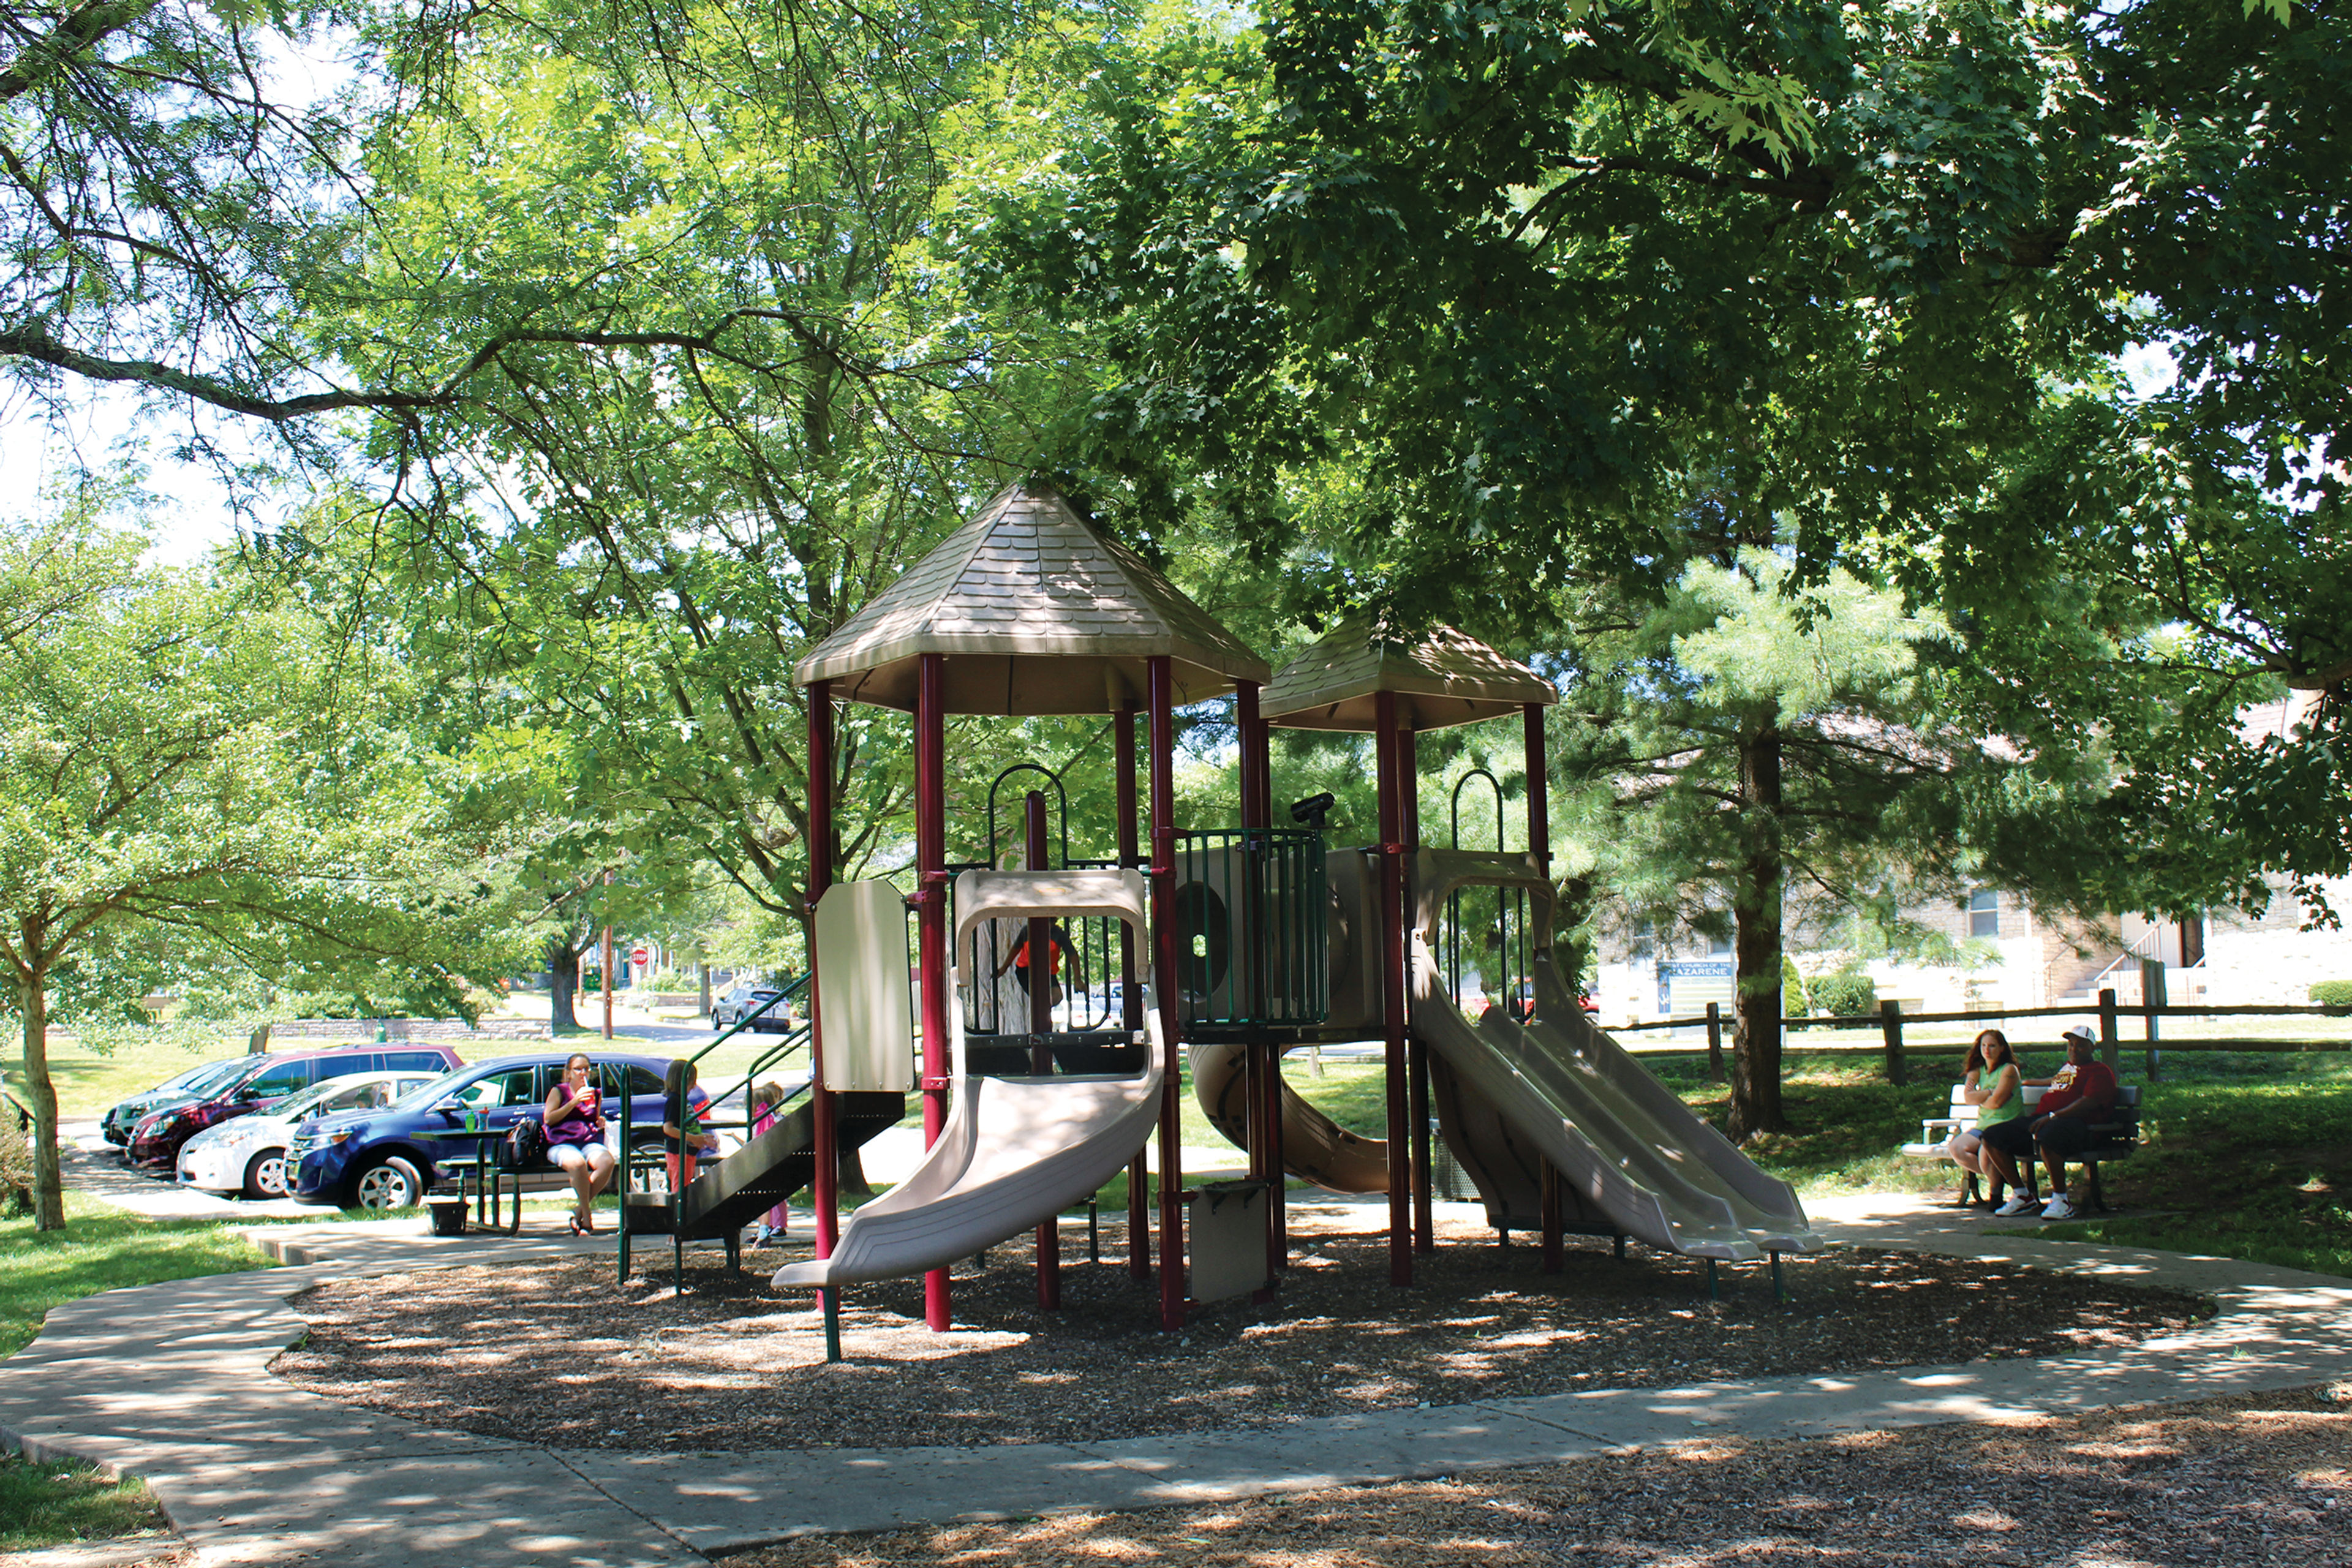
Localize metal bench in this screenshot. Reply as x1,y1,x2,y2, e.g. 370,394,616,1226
1901,1083,2143,1212
440,1146,670,1233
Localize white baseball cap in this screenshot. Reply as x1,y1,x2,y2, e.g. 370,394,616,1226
2061,1024,2096,1047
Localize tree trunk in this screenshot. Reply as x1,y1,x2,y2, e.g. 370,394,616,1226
546,933,581,1033
20,958,65,1231
1728,720,1787,1141
698,962,712,1014
1558,874,1594,995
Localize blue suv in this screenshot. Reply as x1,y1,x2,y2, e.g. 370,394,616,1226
289,1052,680,1209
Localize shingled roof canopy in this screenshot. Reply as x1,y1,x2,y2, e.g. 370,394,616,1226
793,483,1271,714
1261,622,1556,733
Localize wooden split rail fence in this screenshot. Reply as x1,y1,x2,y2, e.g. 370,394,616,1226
1615,984,2351,1086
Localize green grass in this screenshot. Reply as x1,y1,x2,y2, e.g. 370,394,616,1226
0,1450,169,1555
2011,1212,2352,1278
6,1025,255,1123
1282,1054,1389,1137
1679,1048,2352,1279
1251,1043,2352,1280
0,1196,277,1360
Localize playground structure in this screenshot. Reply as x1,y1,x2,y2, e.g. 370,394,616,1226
649,481,1814,1335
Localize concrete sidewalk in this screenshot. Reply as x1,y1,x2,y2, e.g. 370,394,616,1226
2,1197,2347,1566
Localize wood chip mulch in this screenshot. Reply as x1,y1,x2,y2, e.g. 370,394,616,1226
722,1384,2352,1568
271,1214,2214,1455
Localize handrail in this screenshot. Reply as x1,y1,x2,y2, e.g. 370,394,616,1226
687,973,809,1067
620,974,812,1204
2087,924,2181,996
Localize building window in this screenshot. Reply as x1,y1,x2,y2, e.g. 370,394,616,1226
1969,889,2000,939
1705,929,1732,957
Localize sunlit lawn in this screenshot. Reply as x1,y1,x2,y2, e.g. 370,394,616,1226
5,1027,257,1125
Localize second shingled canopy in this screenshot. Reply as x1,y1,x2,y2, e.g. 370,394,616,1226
1261,622,1556,732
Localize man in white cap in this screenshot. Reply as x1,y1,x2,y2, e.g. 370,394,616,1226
2027,1023,2120,1219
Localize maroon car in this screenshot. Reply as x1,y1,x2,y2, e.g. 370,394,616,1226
125,1044,464,1172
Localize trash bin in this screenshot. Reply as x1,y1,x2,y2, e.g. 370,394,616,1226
426,1194,468,1237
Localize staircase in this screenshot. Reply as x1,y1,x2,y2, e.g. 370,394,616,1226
2052,925,2198,1008
622,1091,905,1242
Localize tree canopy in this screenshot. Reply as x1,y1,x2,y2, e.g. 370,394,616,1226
1,497,530,1227
4,0,2345,1154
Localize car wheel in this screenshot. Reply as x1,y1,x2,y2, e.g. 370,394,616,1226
352,1155,424,1210
243,1148,289,1200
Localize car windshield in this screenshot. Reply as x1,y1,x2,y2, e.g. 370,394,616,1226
388,1068,475,1111
149,1060,227,1096
274,1075,380,1122
172,1058,254,1098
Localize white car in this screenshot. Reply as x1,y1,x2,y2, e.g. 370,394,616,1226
177,1071,442,1199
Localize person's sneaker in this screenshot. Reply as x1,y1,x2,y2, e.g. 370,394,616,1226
1994,1194,2038,1216
2041,1193,2081,1221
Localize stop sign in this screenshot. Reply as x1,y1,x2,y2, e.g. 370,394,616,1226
629,946,650,966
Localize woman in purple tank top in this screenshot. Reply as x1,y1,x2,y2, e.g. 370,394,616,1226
546,1052,616,1234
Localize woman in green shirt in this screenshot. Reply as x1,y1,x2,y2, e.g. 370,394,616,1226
1968,1033,2030,1198
1943,1030,2004,1201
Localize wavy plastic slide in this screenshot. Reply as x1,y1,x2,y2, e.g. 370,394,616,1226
1408,944,1820,1260
774,869,1163,1292
1189,1039,1388,1194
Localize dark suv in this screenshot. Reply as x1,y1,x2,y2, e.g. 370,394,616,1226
289,1052,678,1209
124,1044,466,1172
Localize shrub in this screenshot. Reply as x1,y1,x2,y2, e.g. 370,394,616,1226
2311,979,2352,1008
0,1115,32,1218
1809,971,1878,1020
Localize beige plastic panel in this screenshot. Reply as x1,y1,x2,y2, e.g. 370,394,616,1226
813,880,916,1093
951,867,1148,944
1188,1180,1271,1305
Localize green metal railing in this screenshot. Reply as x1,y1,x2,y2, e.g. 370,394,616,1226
1174,828,1327,1028
1438,769,1533,1019
616,974,813,1283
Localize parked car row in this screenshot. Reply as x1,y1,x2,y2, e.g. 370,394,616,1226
176,1069,447,1199
101,1045,726,1210
101,1057,262,1145
110,1046,466,1174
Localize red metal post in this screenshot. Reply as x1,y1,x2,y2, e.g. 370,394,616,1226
1150,656,1186,1330
1541,1164,1564,1274
1374,690,1412,1287
1526,701,1562,1272
915,652,952,1330
807,681,839,1262
1025,790,1055,1061
1117,701,1149,1279
1237,679,1270,830
1523,703,1551,876
1406,722,1433,1254
1235,678,1281,1289
1026,790,1061,1310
